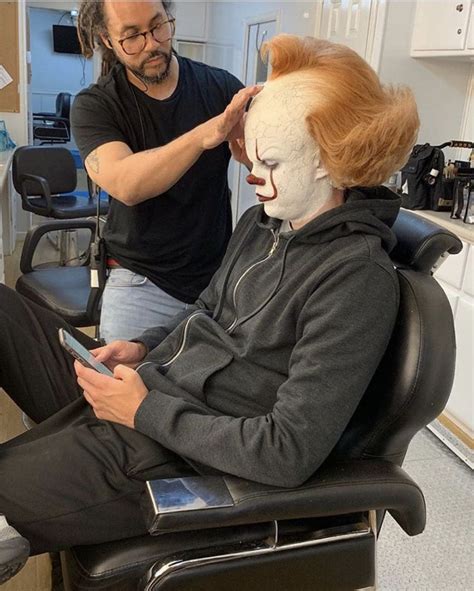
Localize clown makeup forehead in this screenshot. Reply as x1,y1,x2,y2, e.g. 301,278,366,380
245,77,320,170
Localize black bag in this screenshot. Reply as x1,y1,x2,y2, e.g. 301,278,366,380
401,143,451,211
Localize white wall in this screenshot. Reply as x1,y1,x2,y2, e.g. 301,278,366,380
378,0,471,149
29,7,93,113
206,1,318,79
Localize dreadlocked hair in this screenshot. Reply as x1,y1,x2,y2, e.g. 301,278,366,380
77,1,175,77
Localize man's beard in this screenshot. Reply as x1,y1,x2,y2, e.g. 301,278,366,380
126,48,173,85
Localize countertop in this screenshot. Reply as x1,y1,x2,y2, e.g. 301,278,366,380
406,208,474,244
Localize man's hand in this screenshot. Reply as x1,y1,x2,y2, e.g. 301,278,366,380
196,85,262,151
90,340,147,370
229,135,252,170
75,361,148,428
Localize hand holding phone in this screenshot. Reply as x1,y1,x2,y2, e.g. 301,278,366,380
59,328,114,377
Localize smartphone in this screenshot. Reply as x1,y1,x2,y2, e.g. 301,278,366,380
58,328,114,377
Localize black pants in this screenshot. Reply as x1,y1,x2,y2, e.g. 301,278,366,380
0,285,194,554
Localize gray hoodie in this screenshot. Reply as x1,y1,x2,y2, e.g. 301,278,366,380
134,187,400,487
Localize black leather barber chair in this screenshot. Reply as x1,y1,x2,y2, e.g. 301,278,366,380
33,92,71,145
12,145,108,219
60,210,462,590
15,219,102,328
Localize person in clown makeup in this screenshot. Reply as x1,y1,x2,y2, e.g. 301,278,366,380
0,35,419,575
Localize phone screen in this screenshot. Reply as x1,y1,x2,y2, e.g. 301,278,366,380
59,329,114,377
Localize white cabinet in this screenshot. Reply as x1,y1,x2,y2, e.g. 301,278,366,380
436,238,469,289
463,244,474,295
174,1,208,41
468,2,474,49
449,295,474,431
434,240,474,444
411,0,474,58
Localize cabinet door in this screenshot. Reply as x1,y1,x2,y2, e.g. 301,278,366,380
412,0,471,51
468,1,474,49
446,295,474,434
462,244,474,296
174,1,207,41
435,240,469,290
436,280,460,316
320,0,374,59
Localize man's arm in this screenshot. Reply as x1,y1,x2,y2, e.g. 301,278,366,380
85,85,260,206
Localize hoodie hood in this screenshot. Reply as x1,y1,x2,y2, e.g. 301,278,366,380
257,185,401,253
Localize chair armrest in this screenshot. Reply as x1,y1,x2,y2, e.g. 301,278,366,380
32,116,70,143
32,115,69,127
144,459,425,538
20,219,97,274
20,173,53,215
33,110,55,117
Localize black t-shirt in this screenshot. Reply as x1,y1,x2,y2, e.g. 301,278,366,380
71,57,243,303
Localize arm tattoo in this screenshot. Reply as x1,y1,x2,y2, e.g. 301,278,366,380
87,150,100,174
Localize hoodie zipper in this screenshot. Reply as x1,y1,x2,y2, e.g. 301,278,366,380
225,229,279,334
160,310,206,369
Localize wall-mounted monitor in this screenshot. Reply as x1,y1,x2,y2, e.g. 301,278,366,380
52,24,81,54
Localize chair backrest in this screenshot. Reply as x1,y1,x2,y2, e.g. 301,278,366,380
55,92,71,122
330,209,462,466
12,145,77,196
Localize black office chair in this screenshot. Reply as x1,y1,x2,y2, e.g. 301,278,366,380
59,210,462,591
12,145,108,219
15,219,102,328
33,92,71,145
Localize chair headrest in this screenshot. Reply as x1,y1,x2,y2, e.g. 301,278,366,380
56,92,71,120
391,209,462,273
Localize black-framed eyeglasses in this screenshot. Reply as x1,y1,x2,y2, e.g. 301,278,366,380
117,18,176,55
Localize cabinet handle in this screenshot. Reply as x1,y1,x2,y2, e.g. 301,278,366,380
456,3,463,11
457,28,462,35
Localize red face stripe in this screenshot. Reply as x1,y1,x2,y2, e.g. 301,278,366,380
254,138,278,201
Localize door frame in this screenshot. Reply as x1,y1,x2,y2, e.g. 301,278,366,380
240,11,281,84
231,11,281,225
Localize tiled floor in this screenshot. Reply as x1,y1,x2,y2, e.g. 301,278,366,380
1,245,473,590
377,430,473,590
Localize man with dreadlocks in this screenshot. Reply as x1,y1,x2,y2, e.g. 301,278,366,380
72,0,258,343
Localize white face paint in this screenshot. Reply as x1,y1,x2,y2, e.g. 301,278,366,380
245,74,332,226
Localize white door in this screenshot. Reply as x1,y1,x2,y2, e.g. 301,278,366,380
319,0,375,59
233,16,278,223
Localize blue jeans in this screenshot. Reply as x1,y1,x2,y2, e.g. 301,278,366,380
99,268,188,343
